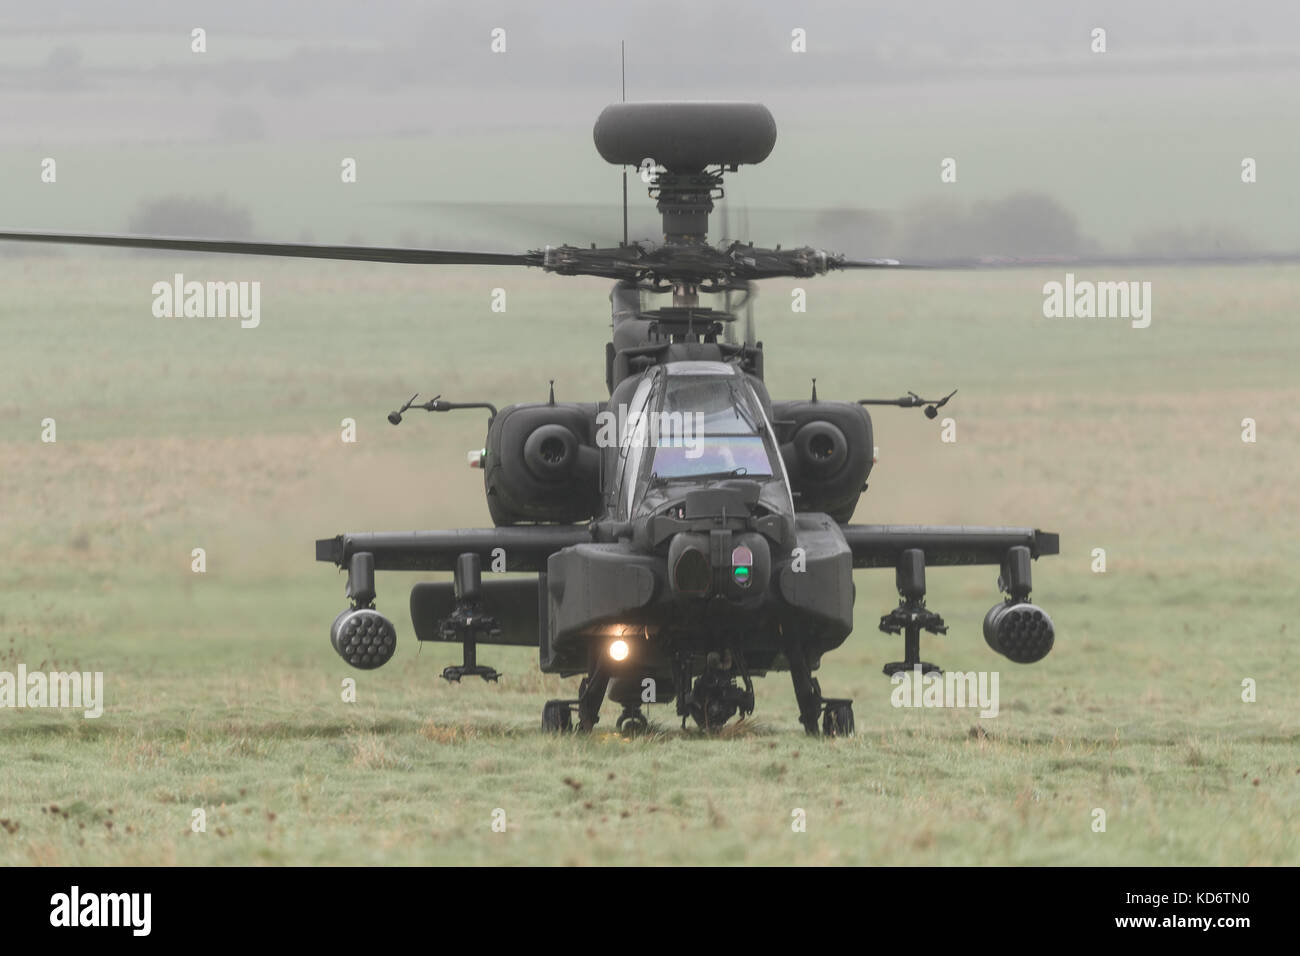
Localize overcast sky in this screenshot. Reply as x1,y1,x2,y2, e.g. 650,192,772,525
2,1,1297,254
3,0,1298,140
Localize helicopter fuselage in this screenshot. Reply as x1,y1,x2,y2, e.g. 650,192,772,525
321,331,1055,735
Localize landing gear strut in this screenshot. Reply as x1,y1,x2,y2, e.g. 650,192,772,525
541,658,610,733
576,667,610,732
784,639,854,737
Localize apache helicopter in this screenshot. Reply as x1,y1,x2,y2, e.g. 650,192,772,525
1,102,1059,735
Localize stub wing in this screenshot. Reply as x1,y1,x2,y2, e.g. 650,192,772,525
840,525,1059,568
317,529,583,658
315,528,592,572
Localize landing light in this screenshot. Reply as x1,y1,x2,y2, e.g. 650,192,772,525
609,639,630,662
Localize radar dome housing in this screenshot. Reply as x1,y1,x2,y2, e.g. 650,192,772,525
593,102,777,172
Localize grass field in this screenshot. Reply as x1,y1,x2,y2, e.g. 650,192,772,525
1,254,1297,865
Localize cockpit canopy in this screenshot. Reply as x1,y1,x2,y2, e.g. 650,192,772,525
610,362,790,520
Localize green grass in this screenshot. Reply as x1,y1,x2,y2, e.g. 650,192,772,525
0,256,1297,864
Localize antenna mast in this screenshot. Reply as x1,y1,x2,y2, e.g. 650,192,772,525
620,41,628,248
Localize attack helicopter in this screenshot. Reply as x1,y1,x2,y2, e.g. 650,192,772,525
1,102,1059,735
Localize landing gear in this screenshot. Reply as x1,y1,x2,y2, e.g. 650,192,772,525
576,666,610,733
784,639,854,737
542,700,573,733
539,654,624,734
543,681,643,735
616,709,648,735
822,700,854,737
880,548,946,677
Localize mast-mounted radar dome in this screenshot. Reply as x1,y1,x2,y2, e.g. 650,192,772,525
593,102,777,245
593,102,777,172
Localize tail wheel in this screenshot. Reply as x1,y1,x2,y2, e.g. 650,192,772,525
616,712,648,736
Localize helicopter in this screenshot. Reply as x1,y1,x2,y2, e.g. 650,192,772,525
1,101,1059,736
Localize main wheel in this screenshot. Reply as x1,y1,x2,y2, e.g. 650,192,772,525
542,700,572,733
822,702,855,737
616,712,648,736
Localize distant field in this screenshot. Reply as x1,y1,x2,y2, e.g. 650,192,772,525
3,73,1298,252
0,255,1296,865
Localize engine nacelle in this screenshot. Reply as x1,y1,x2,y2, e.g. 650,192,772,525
773,400,874,523
484,402,601,525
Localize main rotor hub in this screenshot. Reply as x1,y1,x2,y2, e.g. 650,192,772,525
529,102,864,286
672,282,699,308
593,102,777,245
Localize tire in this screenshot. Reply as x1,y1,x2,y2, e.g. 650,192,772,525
542,700,572,733
616,713,648,736
822,702,855,737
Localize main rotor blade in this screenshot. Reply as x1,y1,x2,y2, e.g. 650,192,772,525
850,252,1300,270
382,200,1300,269
833,257,914,269
0,229,538,266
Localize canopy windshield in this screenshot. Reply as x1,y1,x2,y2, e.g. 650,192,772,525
648,371,774,480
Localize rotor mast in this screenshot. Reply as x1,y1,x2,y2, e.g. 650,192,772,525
651,167,726,307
